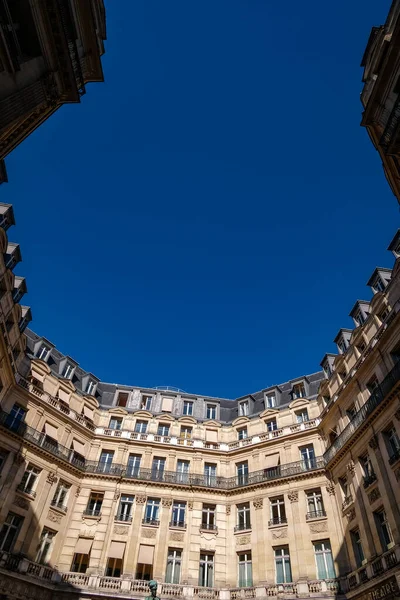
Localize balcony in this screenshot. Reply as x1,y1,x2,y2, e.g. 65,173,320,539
16,484,36,498
85,461,125,476
388,448,400,465
324,359,400,465
169,520,186,529
306,510,327,520
200,523,218,532
342,495,353,511
83,508,102,518
268,517,287,526
50,500,67,512
234,523,251,532
343,545,400,591
115,513,132,522
142,518,159,526
362,473,377,488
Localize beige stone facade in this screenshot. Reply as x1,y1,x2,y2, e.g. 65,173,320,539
0,203,398,600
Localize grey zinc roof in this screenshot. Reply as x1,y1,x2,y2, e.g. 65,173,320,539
24,329,325,423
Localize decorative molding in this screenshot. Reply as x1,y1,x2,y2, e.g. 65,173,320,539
326,483,336,496
136,496,146,504
272,528,288,539
394,408,400,422
288,491,298,503
162,498,172,507
46,471,57,485
14,453,25,466
47,510,62,524
142,528,157,539
345,508,356,522
114,491,120,501
236,535,251,545
253,498,263,510
309,521,328,533
369,436,379,450
75,487,81,497
188,501,193,511
13,496,29,510
113,525,129,535
226,505,231,515
368,487,381,504
346,461,355,477
170,532,185,542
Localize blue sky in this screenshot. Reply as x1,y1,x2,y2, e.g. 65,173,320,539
4,0,399,398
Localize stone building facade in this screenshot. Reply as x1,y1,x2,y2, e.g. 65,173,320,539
0,0,106,183
0,202,398,600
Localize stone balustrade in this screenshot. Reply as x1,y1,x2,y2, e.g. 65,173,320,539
343,544,400,592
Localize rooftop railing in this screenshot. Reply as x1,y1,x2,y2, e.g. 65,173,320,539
323,359,400,464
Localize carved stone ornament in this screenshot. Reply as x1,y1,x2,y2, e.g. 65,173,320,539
369,436,379,450
13,495,29,510
394,408,400,422
188,501,193,511
46,471,58,485
253,498,263,510
114,490,120,501
75,486,81,497
114,525,129,535
309,521,328,533
368,487,381,504
226,505,231,515
162,498,172,507
142,528,157,539
326,482,336,496
236,535,251,546
287,491,298,503
136,495,147,504
47,510,62,524
345,508,356,522
272,528,288,539
14,453,25,466
170,532,185,542
346,461,355,477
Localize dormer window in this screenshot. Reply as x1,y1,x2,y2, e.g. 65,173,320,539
265,394,276,408
292,383,305,399
206,404,216,420
86,380,96,396
239,401,249,416
116,392,129,407
337,339,348,354
141,395,152,411
36,344,50,361
323,364,332,378
354,310,366,326
372,277,385,293
62,363,74,379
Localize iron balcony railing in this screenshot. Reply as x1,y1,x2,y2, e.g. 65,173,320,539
50,500,68,512
170,520,186,528
142,518,159,526
83,508,102,517
324,359,400,464
200,522,217,531
363,473,377,489
0,409,325,488
388,448,400,465
268,517,287,526
115,513,132,522
234,523,251,532
306,510,326,520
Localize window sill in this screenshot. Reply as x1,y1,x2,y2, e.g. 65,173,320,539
234,527,251,535
169,524,187,531
305,514,327,522
268,521,288,529
82,513,102,521
16,489,36,500
388,454,400,468
50,504,68,515
141,521,160,528
114,518,132,524
199,526,218,534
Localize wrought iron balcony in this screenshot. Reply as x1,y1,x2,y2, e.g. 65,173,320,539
142,518,159,526
306,510,327,520
50,500,68,512
234,523,251,532
83,508,102,517
324,359,400,464
115,513,132,522
388,448,400,465
200,523,217,531
169,520,186,528
268,517,287,526
16,484,36,498
362,473,377,488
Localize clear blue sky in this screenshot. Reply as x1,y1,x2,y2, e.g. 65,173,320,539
3,0,399,398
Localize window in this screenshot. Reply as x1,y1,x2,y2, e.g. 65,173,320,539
266,394,276,408
36,344,50,361
337,338,348,354
339,476,349,499
71,552,90,573
183,401,193,416
383,427,400,460
180,426,192,439
266,418,277,432
366,376,379,394
5,404,26,431
296,409,309,423
157,423,170,436
237,427,248,440
346,404,356,420
239,401,249,416
300,445,315,469
206,404,216,420
99,451,114,473
62,363,74,379
135,420,148,434
141,395,152,410
356,342,366,354
329,427,338,445
202,504,216,529
354,310,366,326
292,383,305,399
19,463,41,495
127,454,141,477
199,553,214,587
270,496,286,525
274,547,292,583
351,529,365,568
116,392,129,407
171,502,186,527
0,449,7,473
166,549,182,584
86,380,96,396
372,277,386,293
36,528,55,564
238,552,253,587
236,461,249,486
374,510,393,551
109,417,122,430
0,513,23,551
144,499,160,523
176,460,190,483
313,541,335,579
52,481,70,510
86,493,103,516
306,490,325,518
152,458,166,480
379,308,391,323
117,495,134,521
360,454,374,478
106,557,123,577
204,463,217,486
237,503,251,530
